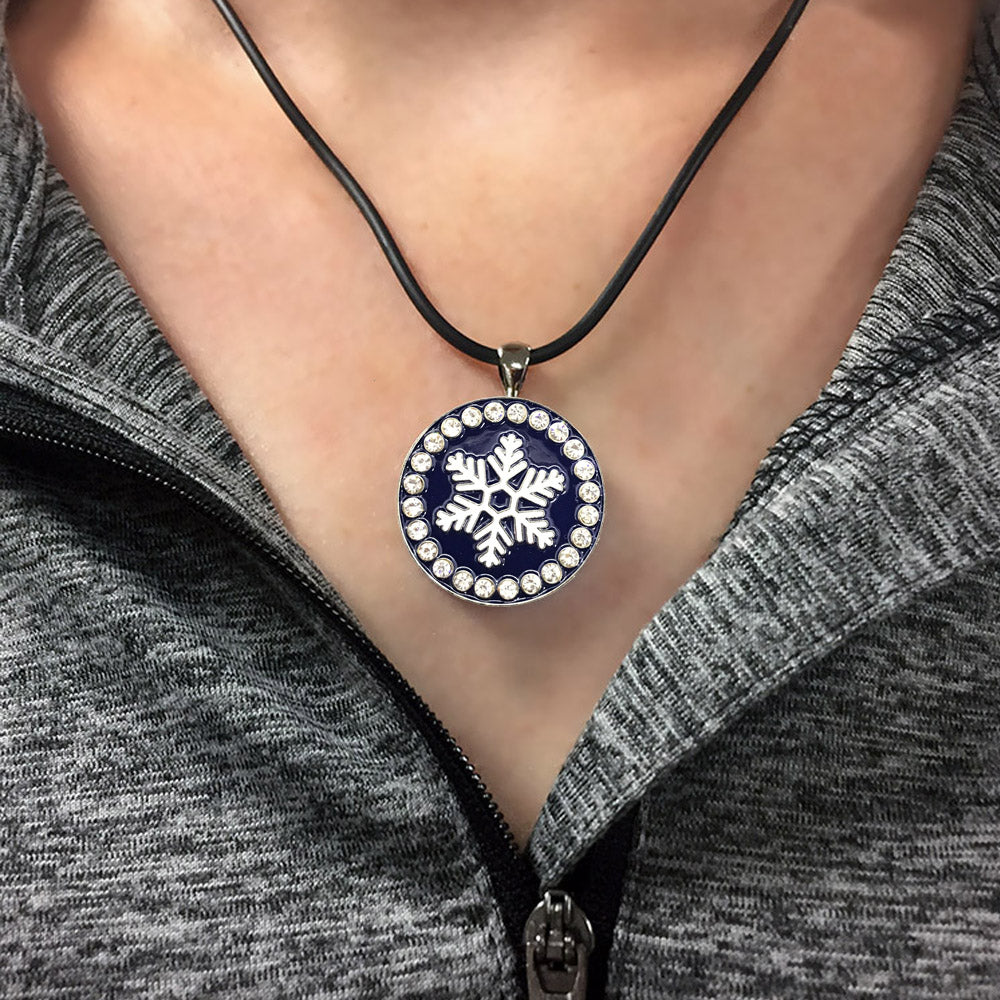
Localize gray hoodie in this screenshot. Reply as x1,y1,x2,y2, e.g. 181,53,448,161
4,4,1000,998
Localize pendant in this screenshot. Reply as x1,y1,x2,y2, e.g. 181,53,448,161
398,345,604,605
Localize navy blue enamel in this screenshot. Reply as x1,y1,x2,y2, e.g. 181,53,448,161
399,397,604,605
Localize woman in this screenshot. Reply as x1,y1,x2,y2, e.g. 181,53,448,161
2,0,999,995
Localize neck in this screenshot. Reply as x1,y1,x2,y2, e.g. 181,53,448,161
201,0,781,51
101,0,790,86
97,0,972,121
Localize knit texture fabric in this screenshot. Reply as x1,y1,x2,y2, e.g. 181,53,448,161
3,4,1000,997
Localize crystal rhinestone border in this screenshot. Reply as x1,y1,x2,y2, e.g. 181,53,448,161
398,397,605,605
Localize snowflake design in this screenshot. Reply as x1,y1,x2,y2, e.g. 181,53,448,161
435,432,567,569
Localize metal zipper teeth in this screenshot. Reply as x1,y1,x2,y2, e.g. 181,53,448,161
0,416,526,872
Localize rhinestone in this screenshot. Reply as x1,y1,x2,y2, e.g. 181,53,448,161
506,402,528,424
441,417,463,438
474,577,496,599
563,438,585,461
520,572,543,595
424,432,446,454
497,578,520,601
571,526,593,549
432,557,455,579
540,562,563,585
578,504,600,527
461,406,483,428
578,481,601,503
402,474,425,495
453,569,475,592
483,401,506,423
528,409,550,431
410,451,433,473
573,459,596,481
558,546,581,568
547,421,569,443
416,540,439,562
406,519,430,541
401,497,425,518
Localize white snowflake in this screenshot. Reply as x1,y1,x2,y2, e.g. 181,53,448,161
434,432,567,569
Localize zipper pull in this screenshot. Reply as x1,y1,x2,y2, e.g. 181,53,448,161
523,889,595,1000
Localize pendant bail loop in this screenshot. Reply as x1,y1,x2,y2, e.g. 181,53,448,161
498,343,531,398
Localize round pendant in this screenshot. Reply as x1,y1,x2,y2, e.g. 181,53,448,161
398,397,604,605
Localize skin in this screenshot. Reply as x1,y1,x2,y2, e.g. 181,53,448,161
7,0,981,849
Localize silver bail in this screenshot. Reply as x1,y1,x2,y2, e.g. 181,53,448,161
498,342,531,398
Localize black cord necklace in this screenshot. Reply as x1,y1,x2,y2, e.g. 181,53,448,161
211,0,812,606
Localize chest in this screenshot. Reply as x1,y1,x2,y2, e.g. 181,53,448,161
8,12,975,846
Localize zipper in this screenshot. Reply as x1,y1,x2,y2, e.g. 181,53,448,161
0,398,619,996
524,890,594,1000
0,409,524,855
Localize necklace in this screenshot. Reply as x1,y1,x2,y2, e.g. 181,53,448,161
211,0,812,605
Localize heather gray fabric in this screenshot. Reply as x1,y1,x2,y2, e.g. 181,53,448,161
4,3,1000,997
612,563,1000,998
